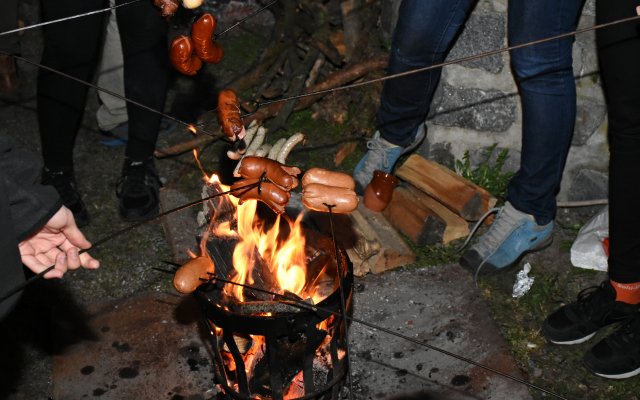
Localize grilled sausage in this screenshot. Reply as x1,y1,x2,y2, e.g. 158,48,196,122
191,13,223,64
237,156,300,190
217,89,245,140
302,183,359,213
154,0,179,17
301,168,355,190
173,256,214,294
231,178,290,214
169,35,202,76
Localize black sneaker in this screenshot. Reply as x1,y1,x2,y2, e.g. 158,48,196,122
41,168,90,227
116,158,162,221
542,281,639,345
584,312,640,379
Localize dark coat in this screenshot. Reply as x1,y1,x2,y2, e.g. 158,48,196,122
0,132,61,319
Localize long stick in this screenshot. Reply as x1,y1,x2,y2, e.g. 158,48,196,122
0,181,260,304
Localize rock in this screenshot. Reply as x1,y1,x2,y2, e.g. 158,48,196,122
447,12,506,74
431,84,517,132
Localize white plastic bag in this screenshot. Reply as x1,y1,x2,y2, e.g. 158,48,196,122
570,206,609,271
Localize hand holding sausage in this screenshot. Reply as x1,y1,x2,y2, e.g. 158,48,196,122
169,35,202,76
192,13,224,64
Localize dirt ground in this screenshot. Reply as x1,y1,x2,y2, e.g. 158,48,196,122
1,2,640,400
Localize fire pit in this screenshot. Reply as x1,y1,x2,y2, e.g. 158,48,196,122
191,177,353,400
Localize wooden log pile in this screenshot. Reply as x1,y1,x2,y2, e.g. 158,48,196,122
383,154,497,246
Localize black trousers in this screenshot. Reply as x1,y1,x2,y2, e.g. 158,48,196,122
37,0,169,170
0,0,19,54
596,0,640,283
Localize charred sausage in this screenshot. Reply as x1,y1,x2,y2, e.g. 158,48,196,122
191,13,224,64
238,156,301,190
169,35,202,76
231,178,290,214
154,0,179,17
217,89,245,140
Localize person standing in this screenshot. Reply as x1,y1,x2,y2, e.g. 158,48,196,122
353,0,585,274
0,0,20,94
542,1,640,379
38,0,170,224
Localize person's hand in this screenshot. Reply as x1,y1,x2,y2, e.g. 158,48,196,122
636,6,639,15
18,206,100,279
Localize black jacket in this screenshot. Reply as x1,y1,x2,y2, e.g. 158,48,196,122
0,132,61,319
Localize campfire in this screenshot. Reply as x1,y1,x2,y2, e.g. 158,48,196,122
184,174,353,400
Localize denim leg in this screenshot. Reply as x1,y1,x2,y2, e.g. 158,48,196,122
506,0,585,225
378,0,477,146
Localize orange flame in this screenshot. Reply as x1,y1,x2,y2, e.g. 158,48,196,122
202,174,313,302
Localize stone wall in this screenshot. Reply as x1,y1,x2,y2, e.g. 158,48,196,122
381,0,608,202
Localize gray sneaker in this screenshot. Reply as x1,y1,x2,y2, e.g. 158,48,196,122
353,124,426,192
459,201,554,276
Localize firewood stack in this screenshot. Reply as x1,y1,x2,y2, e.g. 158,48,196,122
384,154,497,246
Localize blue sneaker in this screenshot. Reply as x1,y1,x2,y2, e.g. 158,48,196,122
459,201,554,274
353,124,426,193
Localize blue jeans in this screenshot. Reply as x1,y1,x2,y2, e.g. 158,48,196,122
378,0,584,224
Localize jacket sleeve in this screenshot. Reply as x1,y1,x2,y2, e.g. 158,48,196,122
0,133,62,241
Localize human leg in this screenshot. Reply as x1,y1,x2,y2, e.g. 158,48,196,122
353,0,477,191
459,0,584,273
96,0,128,133
37,0,105,226
0,0,20,93
115,0,169,220
579,0,640,379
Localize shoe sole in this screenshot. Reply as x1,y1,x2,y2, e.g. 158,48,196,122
547,332,596,345
589,366,640,380
460,234,553,274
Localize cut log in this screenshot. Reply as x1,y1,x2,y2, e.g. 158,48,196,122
383,184,470,245
395,154,497,221
308,201,415,275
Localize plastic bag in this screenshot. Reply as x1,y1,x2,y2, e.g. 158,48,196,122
570,206,609,271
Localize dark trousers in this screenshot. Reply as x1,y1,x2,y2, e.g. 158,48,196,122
37,0,169,170
0,0,20,54
378,0,585,225
596,0,640,283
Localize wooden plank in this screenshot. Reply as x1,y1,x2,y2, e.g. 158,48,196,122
159,188,201,264
354,202,416,274
306,201,415,276
384,184,470,245
395,154,497,221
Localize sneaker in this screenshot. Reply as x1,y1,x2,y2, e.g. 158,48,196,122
116,158,162,221
459,201,554,274
584,312,640,379
353,124,426,193
542,281,639,345
41,168,90,227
